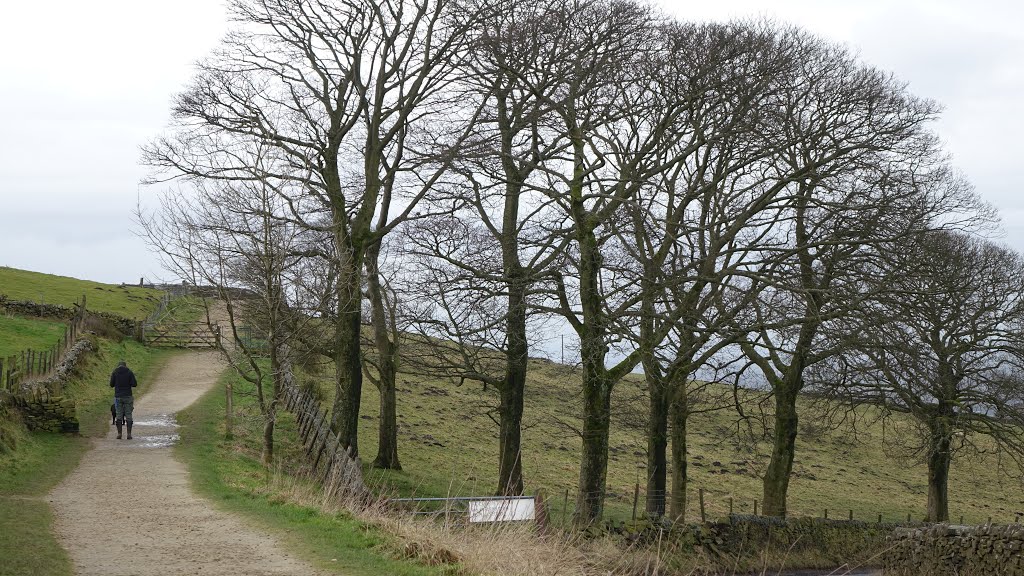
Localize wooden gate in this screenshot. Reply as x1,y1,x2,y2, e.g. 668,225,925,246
143,323,220,348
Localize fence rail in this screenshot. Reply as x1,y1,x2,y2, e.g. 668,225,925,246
281,363,369,503
142,322,220,348
2,298,87,393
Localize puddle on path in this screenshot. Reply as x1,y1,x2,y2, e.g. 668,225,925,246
132,414,179,428
133,434,180,448
113,413,181,448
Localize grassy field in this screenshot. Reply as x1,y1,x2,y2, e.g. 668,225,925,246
0,266,163,319
0,338,169,576
328,356,1024,527
175,369,454,576
0,315,67,359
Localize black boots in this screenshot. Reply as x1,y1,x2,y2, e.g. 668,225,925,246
116,420,123,439
126,421,133,440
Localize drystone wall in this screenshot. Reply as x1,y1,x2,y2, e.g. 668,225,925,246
4,393,79,433
0,337,93,434
0,296,76,320
885,523,1024,575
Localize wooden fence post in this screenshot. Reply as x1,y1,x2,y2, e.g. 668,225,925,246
849,509,853,521
699,488,706,522
754,499,758,516
729,497,733,515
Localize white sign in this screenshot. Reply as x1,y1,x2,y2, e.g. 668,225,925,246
468,498,535,523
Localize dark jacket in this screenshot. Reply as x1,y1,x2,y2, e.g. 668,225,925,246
110,365,138,398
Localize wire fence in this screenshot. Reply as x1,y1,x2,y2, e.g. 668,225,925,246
544,484,1024,528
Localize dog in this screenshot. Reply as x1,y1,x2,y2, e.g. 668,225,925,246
111,403,117,425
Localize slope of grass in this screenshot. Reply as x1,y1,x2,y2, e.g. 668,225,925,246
0,266,163,319
0,338,170,575
0,315,66,358
175,369,454,576
334,356,1024,527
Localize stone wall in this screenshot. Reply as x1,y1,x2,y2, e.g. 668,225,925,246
0,337,94,434
28,337,95,392
702,515,892,564
4,392,79,433
0,296,138,335
0,296,76,320
885,523,1024,575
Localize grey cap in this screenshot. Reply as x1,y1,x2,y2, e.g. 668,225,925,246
118,360,127,367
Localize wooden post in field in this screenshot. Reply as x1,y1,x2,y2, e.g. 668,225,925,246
699,488,706,522
907,513,911,523
729,497,733,515
824,508,828,519
960,515,965,525
225,375,234,439
879,513,882,524
849,509,853,521
535,489,548,533
754,499,758,516
631,483,639,522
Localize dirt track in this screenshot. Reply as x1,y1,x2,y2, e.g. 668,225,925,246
49,349,325,575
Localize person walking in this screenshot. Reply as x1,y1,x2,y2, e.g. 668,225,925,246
110,360,138,440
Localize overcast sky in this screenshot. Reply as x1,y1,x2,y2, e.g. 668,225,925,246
1,0,1022,284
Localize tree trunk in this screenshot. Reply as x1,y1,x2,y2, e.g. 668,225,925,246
261,340,281,467
645,370,668,517
331,264,364,456
670,383,688,521
375,377,400,469
497,274,527,495
573,230,612,526
575,374,612,526
926,420,952,522
762,379,799,517
569,127,616,527
366,243,401,470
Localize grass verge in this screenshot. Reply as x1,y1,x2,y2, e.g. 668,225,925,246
0,338,170,576
175,370,453,576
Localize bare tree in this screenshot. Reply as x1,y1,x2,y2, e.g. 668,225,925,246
817,231,1024,522
143,0,484,455
509,0,669,525
615,19,802,520
138,146,311,465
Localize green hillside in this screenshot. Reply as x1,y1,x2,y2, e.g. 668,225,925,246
335,358,1024,526
0,316,66,359
0,266,162,319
